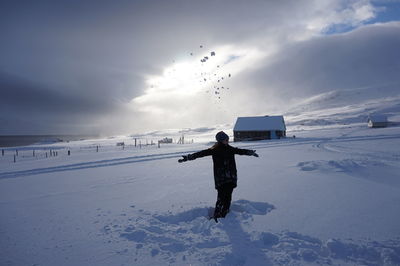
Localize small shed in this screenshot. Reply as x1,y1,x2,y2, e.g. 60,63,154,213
368,114,388,128
233,115,286,142
159,137,173,144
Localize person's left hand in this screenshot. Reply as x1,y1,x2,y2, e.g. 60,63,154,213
178,155,188,163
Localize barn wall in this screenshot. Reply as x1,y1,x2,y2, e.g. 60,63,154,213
234,130,286,141
234,131,268,141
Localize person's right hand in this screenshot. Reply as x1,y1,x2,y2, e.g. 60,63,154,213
251,150,259,157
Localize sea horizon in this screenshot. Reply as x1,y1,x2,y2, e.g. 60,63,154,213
0,134,100,148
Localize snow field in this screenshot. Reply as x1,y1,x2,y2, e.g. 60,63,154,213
1,125,400,265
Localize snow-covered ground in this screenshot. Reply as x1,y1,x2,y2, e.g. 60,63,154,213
1,122,400,265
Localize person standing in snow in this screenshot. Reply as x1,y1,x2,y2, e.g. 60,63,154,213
178,131,259,221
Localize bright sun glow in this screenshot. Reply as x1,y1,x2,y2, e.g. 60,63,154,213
131,45,266,114
148,61,204,95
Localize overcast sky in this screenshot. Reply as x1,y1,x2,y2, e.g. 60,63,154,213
1,0,400,135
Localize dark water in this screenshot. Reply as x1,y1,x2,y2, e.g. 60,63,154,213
0,135,98,148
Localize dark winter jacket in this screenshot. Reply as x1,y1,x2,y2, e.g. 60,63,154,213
188,143,254,189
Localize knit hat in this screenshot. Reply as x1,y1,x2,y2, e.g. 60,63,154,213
215,131,229,142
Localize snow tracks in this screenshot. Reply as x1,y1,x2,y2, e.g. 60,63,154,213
0,151,191,179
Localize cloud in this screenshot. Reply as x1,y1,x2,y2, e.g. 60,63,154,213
1,0,397,134
130,21,400,132
244,21,400,101
0,72,125,134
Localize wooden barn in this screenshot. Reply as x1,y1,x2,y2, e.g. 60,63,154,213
233,115,286,142
368,114,388,128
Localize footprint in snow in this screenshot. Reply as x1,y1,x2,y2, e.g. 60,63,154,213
102,199,400,265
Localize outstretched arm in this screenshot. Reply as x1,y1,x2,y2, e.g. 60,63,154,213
178,148,214,163
232,147,259,157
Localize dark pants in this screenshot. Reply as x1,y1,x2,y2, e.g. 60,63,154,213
214,184,234,218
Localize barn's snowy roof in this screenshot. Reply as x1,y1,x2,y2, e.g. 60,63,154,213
368,114,388,123
234,116,286,131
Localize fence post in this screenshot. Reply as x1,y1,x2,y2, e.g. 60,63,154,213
68,150,71,156
33,150,35,157
2,149,4,156
135,138,137,147
46,152,48,158
96,145,99,152
14,155,16,163
158,141,160,148
16,149,18,156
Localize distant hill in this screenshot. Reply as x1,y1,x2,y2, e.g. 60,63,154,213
284,85,400,129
